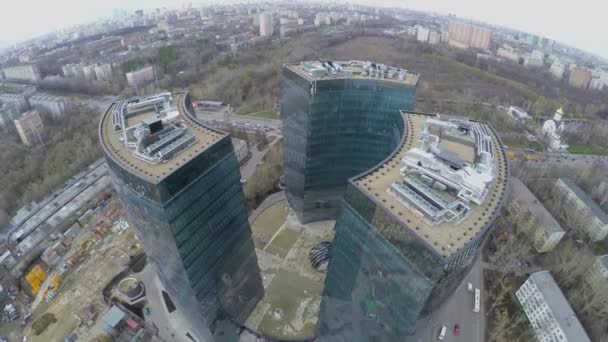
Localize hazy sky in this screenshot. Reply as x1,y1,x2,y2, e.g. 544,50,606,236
1,0,607,58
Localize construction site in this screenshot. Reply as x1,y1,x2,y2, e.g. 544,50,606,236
0,191,156,342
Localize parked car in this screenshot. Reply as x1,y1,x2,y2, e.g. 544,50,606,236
438,326,447,340
454,324,461,336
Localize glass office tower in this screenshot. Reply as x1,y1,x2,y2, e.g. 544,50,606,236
282,62,418,223
100,92,263,341
317,112,510,341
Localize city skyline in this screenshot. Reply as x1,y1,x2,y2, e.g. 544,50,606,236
0,0,607,60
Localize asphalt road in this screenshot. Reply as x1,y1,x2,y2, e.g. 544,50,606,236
240,138,280,180
411,256,485,342
195,111,282,136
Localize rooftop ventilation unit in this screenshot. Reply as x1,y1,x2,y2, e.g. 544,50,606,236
158,134,195,161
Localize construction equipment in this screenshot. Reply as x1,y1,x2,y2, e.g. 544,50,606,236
24,265,47,295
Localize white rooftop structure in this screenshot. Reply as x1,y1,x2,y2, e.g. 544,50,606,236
391,116,494,225
542,108,568,151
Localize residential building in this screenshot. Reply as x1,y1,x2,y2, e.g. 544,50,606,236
1,64,41,83
282,60,418,223
231,138,248,163
28,93,69,117
516,271,591,342
125,65,155,88
157,19,171,32
509,178,564,253
100,92,263,340
448,21,492,50
523,50,544,68
0,82,36,111
416,26,430,42
554,177,608,241
550,61,566,79
94,63,113,81
0,102,19,129
314,12,331,27
428,30,441,44
589,75,604,91
14,109,43,146
497,46,520,62
82,65,96,81
259,13,274,37
568,67,592,89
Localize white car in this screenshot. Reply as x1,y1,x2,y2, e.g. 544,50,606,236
438,326,447,340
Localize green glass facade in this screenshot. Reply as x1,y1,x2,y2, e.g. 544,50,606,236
316,116,509,341
282,66,417,223
101,93,263,341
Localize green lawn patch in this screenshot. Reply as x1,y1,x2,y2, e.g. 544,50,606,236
568,144,608,155
501,137,544,151
248,111,280,120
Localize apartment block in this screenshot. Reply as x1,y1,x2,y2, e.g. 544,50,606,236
510,178,564,253
14,109,44,146
516,271,591,342
554,178,608,241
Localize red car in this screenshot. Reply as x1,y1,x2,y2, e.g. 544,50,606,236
454,324,461,336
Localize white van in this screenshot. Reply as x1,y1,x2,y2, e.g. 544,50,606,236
438,326,447,340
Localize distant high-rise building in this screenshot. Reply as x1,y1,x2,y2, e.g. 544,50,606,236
416,26,430,42
99,92,263,340
568,66,592,89
447,21,492,50
14,109,43,146
516,271,591,342
281,60,418,223
259,13,274,37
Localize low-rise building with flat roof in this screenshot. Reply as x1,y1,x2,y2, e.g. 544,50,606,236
1,64,41,83
231,138,248,163
554,177,608,241
28,93,69,117
586,254,608,288
125,65,155,88
516,271,591,342
510,178,564,253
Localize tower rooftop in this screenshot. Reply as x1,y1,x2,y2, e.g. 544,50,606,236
352,112,509,257
284,60,419,86
99,92,225,184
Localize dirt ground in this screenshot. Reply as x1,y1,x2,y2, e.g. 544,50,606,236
246,200,335,340
24,216,139,342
